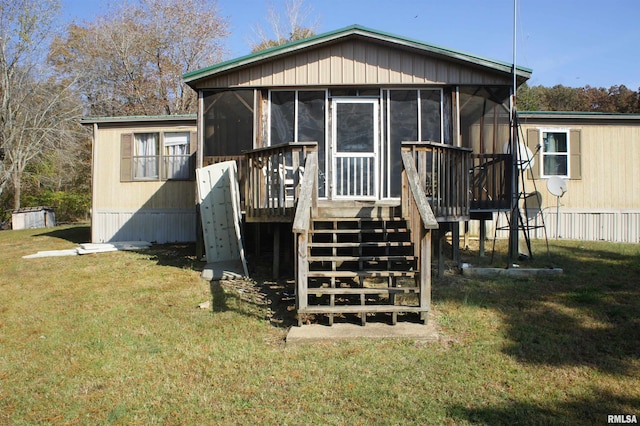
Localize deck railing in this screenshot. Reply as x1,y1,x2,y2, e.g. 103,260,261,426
245,142,317,222
292,151,319,313
401,142,472,222
469,153,513,212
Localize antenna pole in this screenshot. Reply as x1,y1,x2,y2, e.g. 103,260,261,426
508,0,520,262
513,0,517,97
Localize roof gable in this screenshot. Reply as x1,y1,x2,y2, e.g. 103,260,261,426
184,25,531,88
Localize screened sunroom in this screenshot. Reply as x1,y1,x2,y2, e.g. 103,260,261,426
186,25,530,324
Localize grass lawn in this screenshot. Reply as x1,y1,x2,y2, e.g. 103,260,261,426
1,225,638,424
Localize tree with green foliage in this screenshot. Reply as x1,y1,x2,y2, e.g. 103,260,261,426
517,84,640,113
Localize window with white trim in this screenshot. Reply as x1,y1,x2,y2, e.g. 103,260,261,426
540,129,569,178
133,133,160,180
121,131,194,182
163,132,191,180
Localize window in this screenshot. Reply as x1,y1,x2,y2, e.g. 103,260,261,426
384,89,443,197
269,90,326,146
164,132,191,180
203,90,254,157
526,128,581,180
541,130,569,177
121,131,195,182
133,133,159,180
269,90,327,196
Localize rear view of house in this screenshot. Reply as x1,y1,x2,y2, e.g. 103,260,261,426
185,25,531,325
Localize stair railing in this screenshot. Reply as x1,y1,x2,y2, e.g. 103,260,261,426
401,146,440,322
292,151,318,314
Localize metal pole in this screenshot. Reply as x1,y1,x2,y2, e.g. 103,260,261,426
556,195,561,239
508,0,520,262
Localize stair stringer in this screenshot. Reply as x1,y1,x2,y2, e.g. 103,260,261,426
295,208,432,326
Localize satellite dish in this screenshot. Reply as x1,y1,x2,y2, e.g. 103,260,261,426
503,141,535,170
547,176,568,197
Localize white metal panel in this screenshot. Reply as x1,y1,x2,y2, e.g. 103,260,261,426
196,161,248,276
470,210,640,244
92,209,196,243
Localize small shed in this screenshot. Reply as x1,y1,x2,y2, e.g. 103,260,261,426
12,207,56,230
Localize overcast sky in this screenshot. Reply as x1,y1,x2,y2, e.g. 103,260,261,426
61,0,640,90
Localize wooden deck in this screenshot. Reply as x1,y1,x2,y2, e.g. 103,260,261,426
202,141,509,325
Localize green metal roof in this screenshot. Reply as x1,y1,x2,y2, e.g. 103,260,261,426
183,24,532,85
518,111,640,121
81,114,196,125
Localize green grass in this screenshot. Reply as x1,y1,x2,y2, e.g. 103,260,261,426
1,225,639,424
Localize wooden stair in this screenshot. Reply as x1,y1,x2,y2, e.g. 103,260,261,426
297,215,428,326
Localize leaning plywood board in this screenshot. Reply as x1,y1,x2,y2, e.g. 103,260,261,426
196,161,248,279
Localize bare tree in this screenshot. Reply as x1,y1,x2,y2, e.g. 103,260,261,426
0,0,84,210
251,0,319,53
50,0,230,116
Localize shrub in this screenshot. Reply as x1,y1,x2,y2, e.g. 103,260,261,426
22,190,90,223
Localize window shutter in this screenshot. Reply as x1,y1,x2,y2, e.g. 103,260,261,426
570,129,581,180
526,128,540,180
190,130,198,180
120,133,133,182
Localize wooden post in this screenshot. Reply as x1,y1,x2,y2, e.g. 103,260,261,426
452,221,460,265
464,221,469,250
420,228,432,324
479,219,486,257
254,223,261,257
272,225,280,279
438,229,445,278
296,232,308,326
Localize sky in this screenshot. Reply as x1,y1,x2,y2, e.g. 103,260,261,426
60,0,640,90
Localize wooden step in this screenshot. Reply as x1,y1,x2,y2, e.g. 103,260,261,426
299,305,426,314
309,228,408,234
307,270,417,278
307,287,419,295
314,204,401,218
308,255,416,262
308,241,413,248
313,213,406,222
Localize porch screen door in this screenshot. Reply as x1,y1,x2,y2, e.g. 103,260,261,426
332,99,378,199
